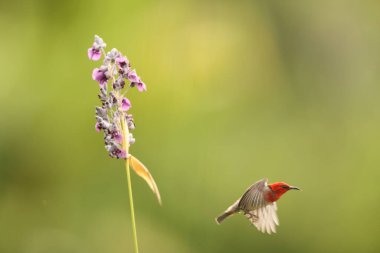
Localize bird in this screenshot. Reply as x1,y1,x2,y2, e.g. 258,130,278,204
215,178,300,234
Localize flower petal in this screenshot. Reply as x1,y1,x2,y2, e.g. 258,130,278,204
116,56,128,68
117,149,127,159
114,131,123,144
121,98,131,111
127,70,140,83
95,122,102,132
137,81,147,92
92,68,108,86
88,47,101,61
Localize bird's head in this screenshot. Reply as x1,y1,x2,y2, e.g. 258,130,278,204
267,182,301,201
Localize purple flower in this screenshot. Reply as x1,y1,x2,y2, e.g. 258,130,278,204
88,46,102,61
106,144,126,159
110,130,123,144
137,81,147,92
114,133,123,144
89,35,149,159
95,122,102,132
127,69,140,83
88,35,106,61
121,97,131,111
92,67,109,86
117,149,127,159
116,56,129,69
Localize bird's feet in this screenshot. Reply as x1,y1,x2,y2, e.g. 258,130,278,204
244,211,258,221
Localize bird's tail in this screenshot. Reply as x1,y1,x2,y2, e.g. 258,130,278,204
215,211,234,224
216,199,240,224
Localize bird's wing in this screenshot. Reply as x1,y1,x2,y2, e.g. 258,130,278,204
238,178,279,234
245,202,279,234
238,178,269,210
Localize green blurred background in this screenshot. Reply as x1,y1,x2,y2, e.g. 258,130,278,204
1,0,380,252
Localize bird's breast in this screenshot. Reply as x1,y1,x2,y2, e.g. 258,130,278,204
264,190,277,202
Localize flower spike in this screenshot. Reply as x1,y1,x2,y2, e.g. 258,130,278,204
88,35,161,253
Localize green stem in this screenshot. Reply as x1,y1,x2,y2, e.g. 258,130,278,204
121,116,139,253
125,158,139,253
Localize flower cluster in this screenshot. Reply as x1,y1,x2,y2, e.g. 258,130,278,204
88,35,146,159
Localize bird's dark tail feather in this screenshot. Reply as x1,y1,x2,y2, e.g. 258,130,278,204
216,212,233,224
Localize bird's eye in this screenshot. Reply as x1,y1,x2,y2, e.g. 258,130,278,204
282,185,289,189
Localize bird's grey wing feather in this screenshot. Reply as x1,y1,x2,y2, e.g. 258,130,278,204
216,178,268,224
238,178,269,210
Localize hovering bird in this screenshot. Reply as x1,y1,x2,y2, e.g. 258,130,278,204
216,178,300,234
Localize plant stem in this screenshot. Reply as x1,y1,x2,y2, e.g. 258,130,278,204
121,116,139,253
125,157,139,253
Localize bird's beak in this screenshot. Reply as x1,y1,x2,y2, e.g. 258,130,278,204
289,186,301,191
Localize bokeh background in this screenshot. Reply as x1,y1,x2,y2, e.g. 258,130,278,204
1,0,380,252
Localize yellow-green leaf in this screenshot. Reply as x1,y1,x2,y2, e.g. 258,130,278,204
129,155,162,205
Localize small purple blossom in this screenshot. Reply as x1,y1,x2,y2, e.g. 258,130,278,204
111,130,123,144
92,67,109,86
137,81,147,92
117,149,127,159
95,122,102,132
88,35,148,159
116,56,129,69
88,47,102,61
127,69,140,83
121,97,131,111
88,35,106,61
106,144,126,159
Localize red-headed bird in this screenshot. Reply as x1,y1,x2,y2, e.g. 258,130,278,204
216,178,300,234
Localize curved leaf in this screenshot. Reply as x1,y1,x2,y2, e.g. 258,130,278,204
129,155,162,205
